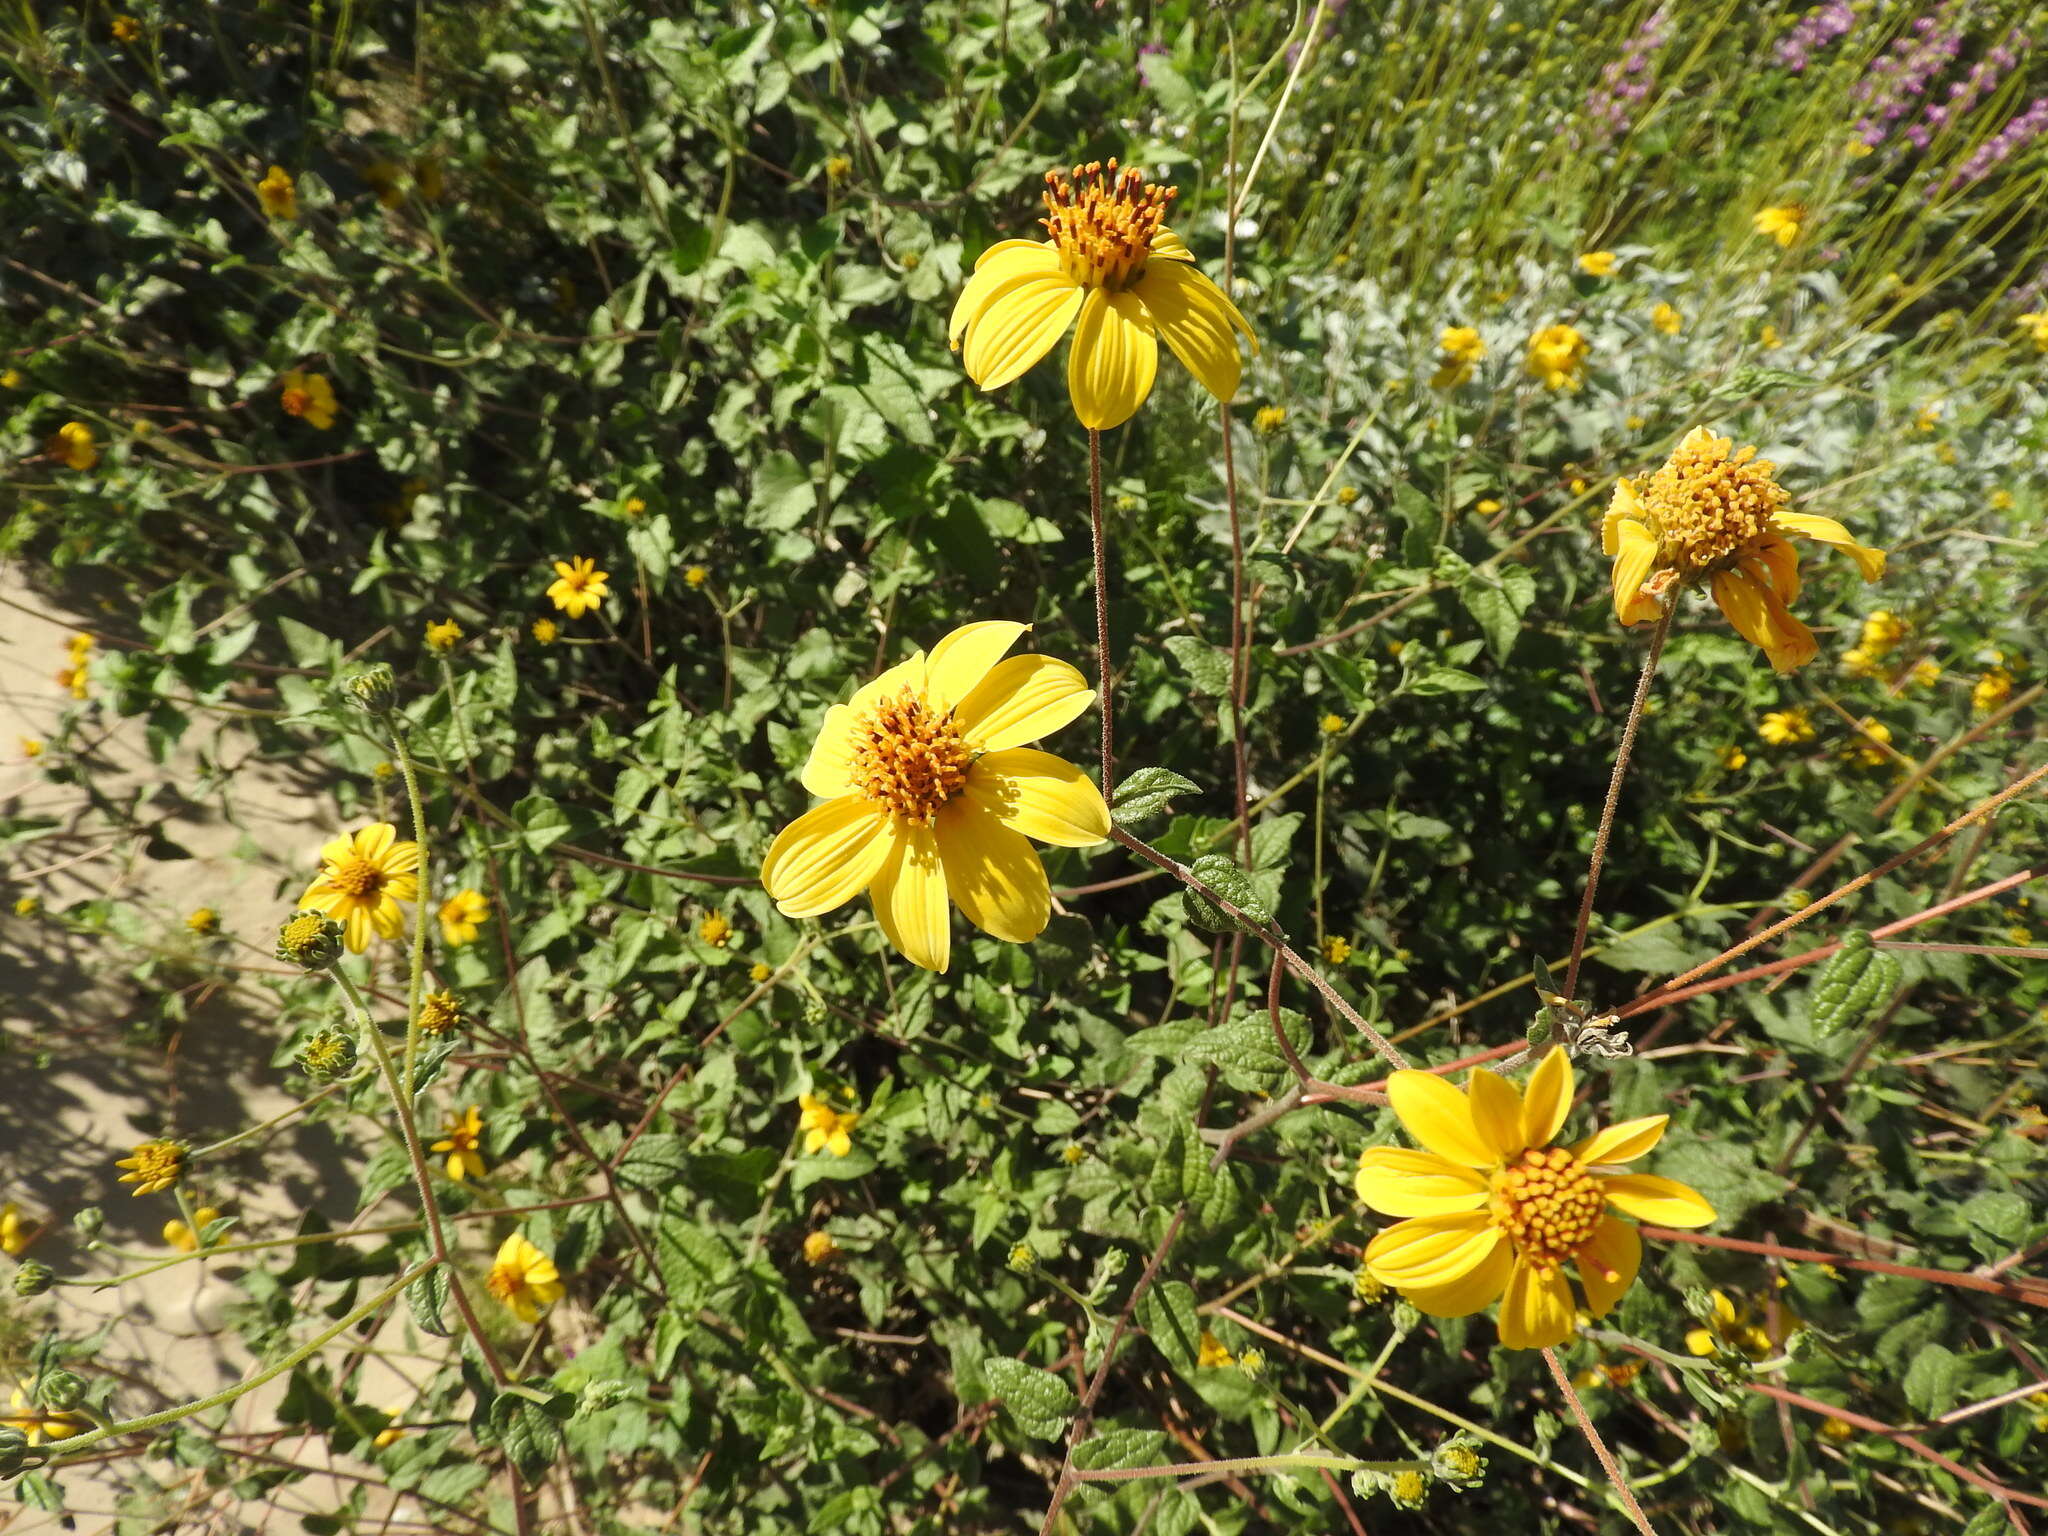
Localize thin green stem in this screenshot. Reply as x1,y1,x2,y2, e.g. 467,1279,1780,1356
1087,426,1114,801
391,723,434,1095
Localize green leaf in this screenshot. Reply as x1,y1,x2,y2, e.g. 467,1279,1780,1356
1180,854,1272,934
980,1357,1077,1439
490,1389,565,1482
1459,579,1520,665
1111,766,1200,829
1163,636,1232,698
1073,1427,1169,1471
1137,1281,1202,1374
1902,1343,1960,1418
406,1265,453,1339
1182,1009,1310,1087
749,449,816,531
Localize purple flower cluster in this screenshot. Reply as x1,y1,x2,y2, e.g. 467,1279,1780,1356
1905,30,2029,148
1952,93,2048,183
1775,1,1855,73
1584,7,1672,145
1852,4,1970,150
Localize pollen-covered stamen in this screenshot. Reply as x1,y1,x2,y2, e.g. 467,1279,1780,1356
848,688,974,824
1637,431,1791,578
281,387,311,417
1489,1146,1605,1267
1041,158,1176,291
329,856,388,898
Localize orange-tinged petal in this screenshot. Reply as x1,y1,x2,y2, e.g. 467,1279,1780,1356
1131,257,1254,405
962,747,1109,847
959,267,1085,391
1386,1070,1497,1168
761,797,894,918
952,654,1093,752
924,621,1027,714
1067,287,1159,430
801,705,860,799
1576,1216,1642,1316
870,822,950,972
1711,566,1817,672
933,794,1049,944
1499,1260,1577,1349
1465,1068,1528,1160
1399,1233,1515,1317
1751,533,1803,608
1519,1046,1573,1149
1365,1211,1500,1286
1775,511,1886,581
1570,1114,1669,1167
1600,1173,1716,1227
1353,1148,1490,1217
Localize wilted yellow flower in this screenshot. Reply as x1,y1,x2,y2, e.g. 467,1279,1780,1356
424,618,462,652
1753,204,1803,248
1355,1047,1714,1349
185,908,219,936
531,617,559,644
1577,251,1617,277
279,370,337,430
1431,325,1486,389
116,1139,187,1196
164,1206,223,1253
431,1106,487,1182
798,1093,859,1157
1651,302,1683,336
949,159,1256,430
1973,668,2013,713
1196,1331,1234,1368
761,622,1109,972
1323,935,1353,964
801,1230,839,1264
684,565,709,588
437,888,489,947
1,1203,36,1256
1842,717,1893,768
1525,324,1588,391
1759,707,1815,745
3,1385,87,1446
2016,313,2048,351
545,557,610,618
301,823,421,952
256,165,297,220
485,1232,563,1323
1603,427,1885,672
46,421,97,471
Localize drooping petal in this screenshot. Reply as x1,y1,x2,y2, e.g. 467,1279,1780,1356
1775,511,1887,581
924,622,1028,714
1711,566,1817,673
952,655,1094,751
869,824,951,972
1600,1173,1717,1227
1365,1211,1500,1286
1570,1115,1670,1167
1353,1148,1491,1217
1465,1069,1528,1161
959,268,1086,392
1067,287,1159,430
343,906,373,954
1600,480,1642,555
761,797,894,919
1399,1234,1515,1317
933,795,1049,944
1576,1216,1643,1316
1131,257,1255,406
950,242,1068,350
1608,517,1664,626
1386,1071,1498,1169
1750,533,1803,608
801,705,861,799
1519,1046,1573,1150
963,748,1110,848
1498,1260,1577,1349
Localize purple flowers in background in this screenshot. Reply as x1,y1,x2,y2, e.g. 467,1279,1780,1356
1775,1,1855,73
1851,4,1969,150
1584,6,1672,145
1906,30,2028,149
1953,93,2048,183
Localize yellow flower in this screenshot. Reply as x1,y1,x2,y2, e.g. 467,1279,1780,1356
424,618,462,652
279,369,337,430
431,1106,487,1182
1253,405,1287,435
363,159,406,208
1841,645,1884,679
46,421,97,471
372,760,396,780
1354,1046,1714,1349
761,622,1110,971
1718,745,1748,770
798,1093,860,1157
419,989,463,1036
1336,486,1359,506
1819,1415,1857,1441
438,888,490,946
256,164,297,220
16,738,38,759
1577,250,1617,277
1196,1331,1235,1368
749,961,773,984
415,157,444,202
3,1386,87,1446
1322,935,1353,964
684,565,709,588
374,1408,406,1449
1684,1288,1794,1358
1651,302,1683,336
1842,717,1893,769
1062,1142,1087,1165
13,896,41,918
802,1231,839,1264
697,912,732,947
164,1206,223,1253
1,1203,36,1256
1319,712,1345,735
1759,707,1815,746
545,557,610,618
1475,498,1502,515
116,1139,187,1196
1753,204,1803,248
948,158,1257,430
531,617,559,644
1569,477,1589,495
1859,610,1906,654
1913,404,1940,433
0,369,20,388
2016,313,2048,352
1990,489,2014,511
1431,325,1486,389
1625,414,1647,430
111,13,141,40
1602,427,1885,672
1524,324,1588,391
825,155,852,182
1972,669,2013,713
301,823,421,952
1759,324,1782,350
1907,657,1941,689
485,1232,563,1323
185,907,219,936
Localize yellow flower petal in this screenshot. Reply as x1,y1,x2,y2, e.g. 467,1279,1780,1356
1147,226,1198,263
962,747,1109,847
1711,566,1817,673
1685,1328,1716,1355
1519,1046,1573,1150
1576,1216,1642,1316
1570,1115,1669,1167
1387,1070,1497,1168
761,797,893,918
844,653,929,720
1132,257,1255,405
1609,517,1663,626
1067,287,1159,430
949,240,1063,345
960,267,1086,392
1398,1233,1515,1317
934,795,1049,944
354,823,397,861
870,823,950,972
1353,1148,1491,1217
1365,1210,1501,1286
800,705,860,798
1600,1173,1716,1227
1774,511,1887,582
1465,1069,1528,1161
924,621,1028,714
1499,1260,1577,1349
952,654,1094,752
1599,481,1640,556
344,905,373,953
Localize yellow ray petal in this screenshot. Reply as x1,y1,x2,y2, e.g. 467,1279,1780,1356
960,269,1086,391
1608,517,1663,626
1600,481,1642,555
1132,257,1255,406
1519,1046,1573,1149
1750,533,1803,607
801,705,860,799
1386,1071,1497,1168
1576,1216,1643,1316
870,822,950,972
949,242,1065,348
1775,511,1886,581
761,797,894,919
844,654,929,720
952,654,1094,752
1148,226,1198,263
1498,1260,1577,1349
318,833,354,866
933,795,1049,945
971,237,1054,274
1365,1211,1500,1286
371,897,406,940
1353,1148,1491,1217
1465,1069,1528,1161
1600,1173,1716,1228
381,841,420,876
355,823,397,860
924,621,1028,715
383,875,419,904
963,747,1110,848
1711,567,1816,672
1570,1114,1669,1167
1399,1233,1515,1317
344,906,373,953
1067,287,1159,430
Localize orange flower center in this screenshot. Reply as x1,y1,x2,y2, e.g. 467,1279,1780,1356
281,388,310,417
1635,435,1789,578
1490,1146,1604,1267
328,854,388,899
485,1265,524,1302
847,689,972,824
1041,158,1175,291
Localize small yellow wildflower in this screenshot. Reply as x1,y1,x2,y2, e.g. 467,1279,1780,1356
485,1232,564,1324
1842,645,1884,679
545,557,611,618
1842,717,1893,769
46,421,97,471
1718,745,1748,770
1625,414,1647,431
279,370,337,430
302,824,420,952
1914,404,1940,433
1935,442,1956,465
801,1231,839,1265
749,961,773,984
1859,610,1906,654
1431,325,1486,389
1907,658,1941,689
1759,324,1782,350
1,1203,36,1256
374,1410,406,1449
185,908,219,936
1576,250,1617,277
1973,669,2013,713
1322,935,1353,965
1685,1288,1795,1358
1569,477,1589,495
256,165,297,220
531,617,559,644
0,369,20,388
1319,712,1345,735
622,496,646,517
1253,405,1288,435
424,618,462,652
1819,1416,1857,1442
163,1206,223,1253
1525,324,1589,391
1651,302,1683,335
1759,707,1814,746
3,1385,87,1446
1336,486,1359,506
418,990,463,1036
1990,489,2014,511
372,760,396,780
1196,1331,1234,1368
431,1106,487,1182
2016,313,2048,352
1753,204,1803,248
116,1139,186,1196
12,896,40,918
20,738,43,759
1475,498,1502,515
1062,1142,1086,1165
438,888,490,947
111,14,141,41
798,1093,859,1157
684,565,709,588
697,912,732,947
1389,1469,1429,1509
825,155,852,182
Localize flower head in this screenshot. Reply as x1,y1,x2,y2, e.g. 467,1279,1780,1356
295,1027,358,1080
256,165,297,220
300,824,421,952
279,370,337,430
684,565,709,588
116,1139,187,1197
418,990,464,1036
1858,610,1906,654
531,617,559,644
424,618,462,652
949,159,1257,429
798,1093,859,1157
1603,427,1885,671
438,888,489,947
4,1385,86,1446
1196,1331,1234,1368
1577,250,1618,277
275,908,346,970
431,1106,487,1182
1319,712,1345,735
1354,1047,1714,1349
1,1203,36,1257
1841,717,1893,768
748,961,773,984
802,1230,839,1264
46,421,97,471
164,1206,223,1253
111,14,141,41
485,1232,563,1323
1322,935,1353,964
1525,325,1589,391
1684,1288,1795,1358
1651,301,1683,335
1754,204,1804,247
2018,313,2048,351
185,907,219,936
546,557,610,618
1431,326,1486,389
697,912,732,947
1973,668,2014,713
1759,707,1815,746
1252,404,1288,435
761,622,1110,971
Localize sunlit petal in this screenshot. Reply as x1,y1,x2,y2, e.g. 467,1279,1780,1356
1600,1173,1717,1228
1775,511,1887,581
952,655,1094,751
1519,1047,1573,1149
1570,1115,1669,1167
933,795,1049,944
1353,1148,1491,1217
960,270,1085,392
761,797,894,919
925,622,1028,715
1365,1211,1500,1286
963,748,1109,848
1576,1216,1643,1316
801,705,860,799
1387,1071,1497,1168
1499,1260,1577,1349
1400,1235,1515,1318
869,823,951,972
1132,258,1255,405
1466,1069,1528,1161
1067,287,1159,430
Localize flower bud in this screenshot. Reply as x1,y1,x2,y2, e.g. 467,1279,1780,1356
276,909,345,972
72,1207,104,1241
13,1261,54,1297
38,1369,84,1412
1431,1437,1486,1487
342,664,396,715
0,1426,30,1475
295,1026,358,1081
1006,1243,1038,1276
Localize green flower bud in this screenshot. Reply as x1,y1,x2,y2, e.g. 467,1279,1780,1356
276,909,346,972
0,1426,30,1476
1391,1298,1421,1333
37,1369,84,1412
295,1026,358,1081
1431,1437,1486,1487
1006,1243,1038,1276
1236,1347,1266,1379
13,1261,54,1297
72,1207,104,1241
342,664,396,715
575,1380,632,1419
1388,1467,1430,1510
